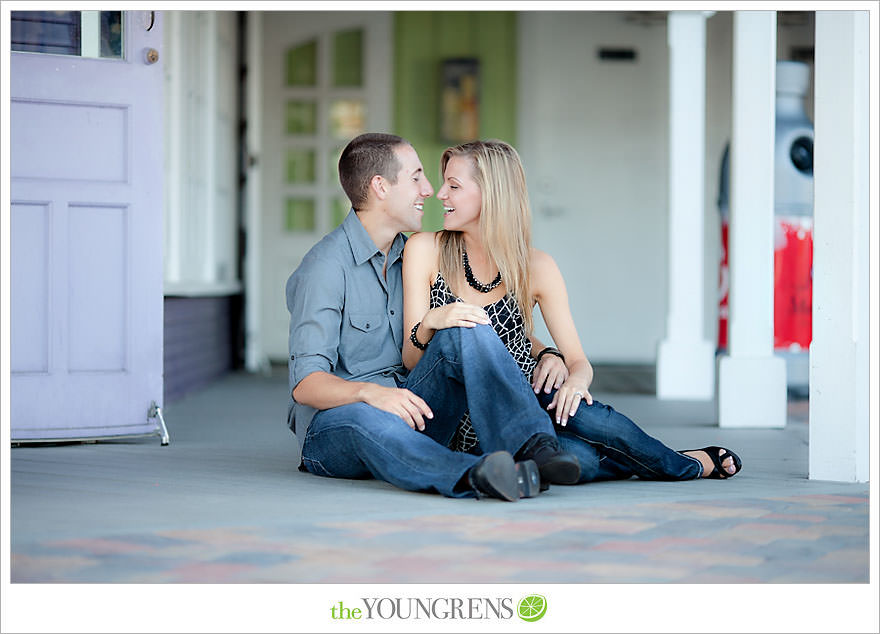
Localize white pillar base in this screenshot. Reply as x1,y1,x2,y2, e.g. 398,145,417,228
718,355,787,427
656,339,715,400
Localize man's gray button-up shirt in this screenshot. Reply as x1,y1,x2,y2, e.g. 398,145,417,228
285,209,408,448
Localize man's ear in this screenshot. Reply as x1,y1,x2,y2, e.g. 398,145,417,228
369,174,387,200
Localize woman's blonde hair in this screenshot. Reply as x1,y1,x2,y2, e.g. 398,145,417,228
438,139,534,334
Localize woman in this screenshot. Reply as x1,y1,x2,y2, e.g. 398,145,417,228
402,140,741,482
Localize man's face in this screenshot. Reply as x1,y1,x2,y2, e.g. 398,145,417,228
384,144,434,233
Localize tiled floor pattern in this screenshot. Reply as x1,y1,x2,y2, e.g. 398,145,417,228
12,492,867,583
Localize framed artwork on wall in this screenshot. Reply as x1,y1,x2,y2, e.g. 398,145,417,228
440,58,480,143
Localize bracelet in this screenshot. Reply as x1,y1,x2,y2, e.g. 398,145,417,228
536,346,565,364
410,321,428,350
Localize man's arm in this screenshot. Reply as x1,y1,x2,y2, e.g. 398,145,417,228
287,256,432,430
293,372,433,431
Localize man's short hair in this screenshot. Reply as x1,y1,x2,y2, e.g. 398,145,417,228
338,133,409,209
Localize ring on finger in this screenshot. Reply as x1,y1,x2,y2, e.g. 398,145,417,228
574,391,584,398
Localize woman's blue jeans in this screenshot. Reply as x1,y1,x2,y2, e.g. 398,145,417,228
301,324,556,497
533,390,703,483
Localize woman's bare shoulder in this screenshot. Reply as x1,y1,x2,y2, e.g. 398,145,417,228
404,231,441,257
529,248,566,300
530,247,560,276
403,232,443,277
406,231,442,250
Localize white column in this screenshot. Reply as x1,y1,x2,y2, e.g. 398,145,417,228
718,11,787,428
244,13,267,372
809,11,870,482
657,11,715,400
203,12,219,282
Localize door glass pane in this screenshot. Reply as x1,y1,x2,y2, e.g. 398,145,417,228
96,11,123,58
286,148,316,184
285,199,316,232
333,28,363,87
329,99,365,139
11,11,123,59
286,40,317,86
286,100,317,135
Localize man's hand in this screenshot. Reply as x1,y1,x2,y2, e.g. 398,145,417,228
532,352,569,394
359,383,434,431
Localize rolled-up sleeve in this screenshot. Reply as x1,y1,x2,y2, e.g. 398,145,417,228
286,255,344,391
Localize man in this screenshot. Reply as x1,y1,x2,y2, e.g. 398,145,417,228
286,132,579,501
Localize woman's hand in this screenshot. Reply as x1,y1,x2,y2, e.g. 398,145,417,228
422,302,490,332
547,378,593,426
531,353,569,394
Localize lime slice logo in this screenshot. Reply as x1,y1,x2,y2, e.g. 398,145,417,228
517,594,547,622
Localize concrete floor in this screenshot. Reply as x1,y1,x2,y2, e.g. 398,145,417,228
10,366,870,587
8,367,876,632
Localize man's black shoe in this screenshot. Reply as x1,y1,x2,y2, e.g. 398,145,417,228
516,459,541,498
470,451,538,501
515,433,581,486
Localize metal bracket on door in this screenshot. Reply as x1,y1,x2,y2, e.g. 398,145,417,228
148,401,170,446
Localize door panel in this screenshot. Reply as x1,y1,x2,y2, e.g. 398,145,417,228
67,205,128,372
10,11,164,441
10,101,128,181
10,203,50,374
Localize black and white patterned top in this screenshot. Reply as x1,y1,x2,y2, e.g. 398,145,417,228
429,271,536,452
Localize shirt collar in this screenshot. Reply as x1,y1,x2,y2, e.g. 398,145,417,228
342,208,406,266
387,231,406,266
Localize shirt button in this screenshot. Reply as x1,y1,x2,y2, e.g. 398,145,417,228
390,310,395,315
366,323,370,329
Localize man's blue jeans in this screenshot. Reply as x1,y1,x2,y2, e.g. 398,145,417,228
533,390,703,483
300,324,556,497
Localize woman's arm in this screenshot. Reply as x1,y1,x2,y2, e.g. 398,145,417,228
402,232,437,369
401,232,490,369
530,249,595,425
528,333,569,394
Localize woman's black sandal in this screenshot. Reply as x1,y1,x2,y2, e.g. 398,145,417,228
685,446,742,479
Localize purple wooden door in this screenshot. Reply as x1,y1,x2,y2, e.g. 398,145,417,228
10,11,165,441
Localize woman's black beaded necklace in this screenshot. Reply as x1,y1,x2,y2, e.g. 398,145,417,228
462,250,502,293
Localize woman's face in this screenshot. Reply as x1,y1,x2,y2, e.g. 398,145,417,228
437,156,482,232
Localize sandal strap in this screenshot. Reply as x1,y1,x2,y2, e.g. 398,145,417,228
683,446,742,478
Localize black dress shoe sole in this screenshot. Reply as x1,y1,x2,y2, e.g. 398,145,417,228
516,460,541,498
539,455,581,485
472,451,519,501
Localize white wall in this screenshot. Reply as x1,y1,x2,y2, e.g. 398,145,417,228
519,11,815,363
518,11,672,362
163,11,240,296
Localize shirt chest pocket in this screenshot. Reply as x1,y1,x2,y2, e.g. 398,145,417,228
342,312,388,373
